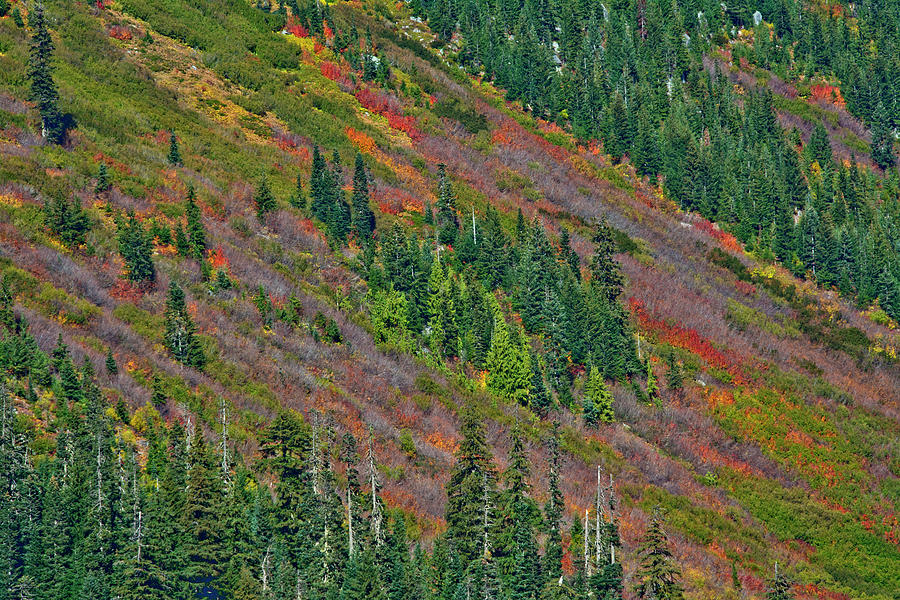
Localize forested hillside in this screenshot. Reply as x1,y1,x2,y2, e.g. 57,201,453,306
0,1,898,599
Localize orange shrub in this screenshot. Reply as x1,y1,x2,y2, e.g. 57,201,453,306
208,245,229,270
108,26,133,41
346,127,377,154
810,84,845,107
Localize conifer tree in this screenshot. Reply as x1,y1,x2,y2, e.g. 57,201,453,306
352,152,376,242
185,186,206,259
167,131,182,166
486,298,532,404
174,224,191,258
105,349,117,376
589,218,625,303
45,196,89,248
95,163,110,194
633,512,683,600
328,150,352,242
181,429,225,596
254,285,274,328
28,4,64,144
665,350,683,395
118,212,155,283
870,103,896,171
583,366,614,426
310,145,331,221
445,403,495,563
436,163,459,245
254,175,277,221
806,123,832,167
765,563,794,600
163,281,205,369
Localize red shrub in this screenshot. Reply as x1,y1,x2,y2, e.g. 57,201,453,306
630,297,747,384
385,113,422,140
735,280,757,296
109,279,146,302
285,16,308,38
355,88,400,115
693,217,743,253
320,61,344,82
108,26,133,41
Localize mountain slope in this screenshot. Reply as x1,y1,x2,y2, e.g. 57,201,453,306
0,1,898,598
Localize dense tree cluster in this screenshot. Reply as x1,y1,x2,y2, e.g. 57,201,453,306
409,0,900,321
0,286,685,600
361,164,640,416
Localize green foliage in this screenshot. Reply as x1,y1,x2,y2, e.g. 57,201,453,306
432,96,488,134
254,174,276,221
44,195,90,247
485,296,531,404
117,212,156,283
105,348,118,375
94,162,110,194
167,130,182,165
367,287,415,352
164,281,205,368
113,302,164,343
633,512,684,600
665,351,683,394
27,5,65,143
582,365,614,426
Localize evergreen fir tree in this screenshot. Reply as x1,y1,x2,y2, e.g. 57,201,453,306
151,373,167,407
104,349,117,376
764,563,794,600
185,186,206,259
288,171,306,209
174,225,191,258
583,366,614,426
27,4,64,144
117,212,155,283
45,196,90,248
445,403,495,563
870,102,896,170
94,163,110,194
163,281,205,369
352,152,376,242
310,145,331,222
633,512,683,600
589,218,624,304
254,175,277,221
167,131,182,166
665,350,683,395
181,429,226,596
486,297,532,404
